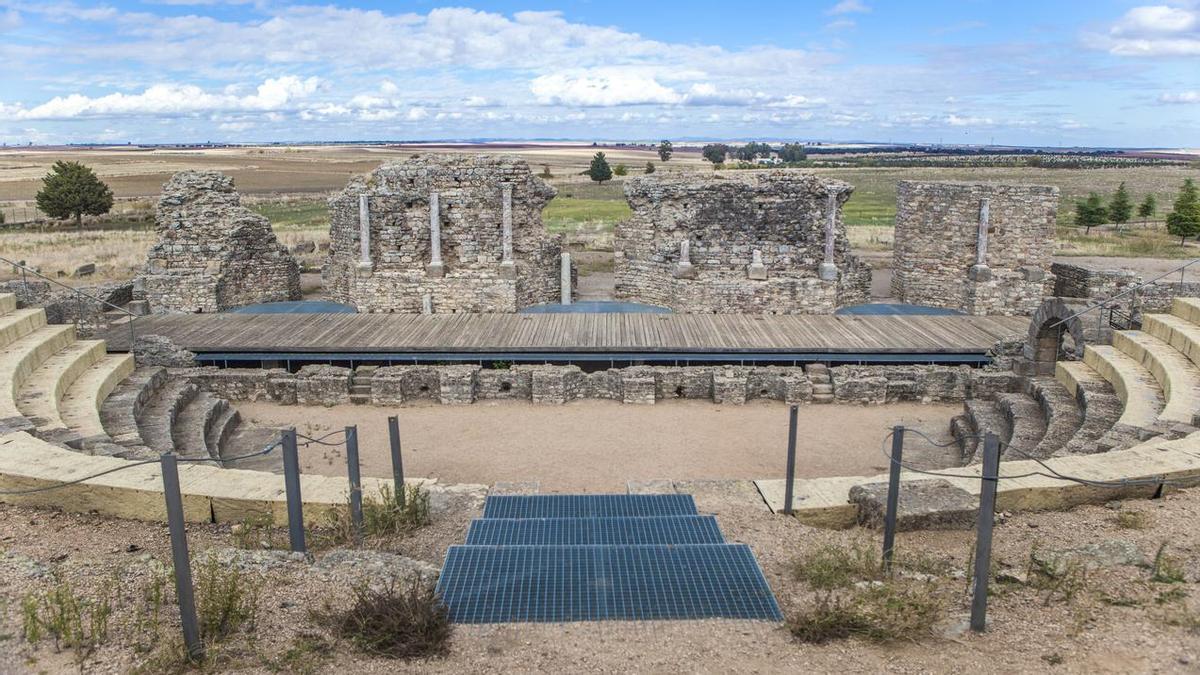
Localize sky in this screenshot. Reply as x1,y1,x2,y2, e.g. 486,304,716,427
0,1,1197,147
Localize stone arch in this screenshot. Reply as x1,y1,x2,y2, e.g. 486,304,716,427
1025,297,1089,375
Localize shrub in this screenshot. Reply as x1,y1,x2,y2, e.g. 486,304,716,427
1113,511,1151,530
613,163,628,176
21,576,112,660
315,577,451,659
321,484,433,546
539,164,553,178
791,541,881,589
194,554,259,643
787,583,944,644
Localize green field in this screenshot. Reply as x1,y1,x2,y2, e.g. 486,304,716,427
248,200,329,230
543,198,631,233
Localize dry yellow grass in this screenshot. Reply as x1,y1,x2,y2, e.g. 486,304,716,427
0,230,154,282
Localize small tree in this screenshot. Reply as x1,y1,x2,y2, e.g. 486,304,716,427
613,163,628,177
1074,192,1108,235
587,152,613,183
644,161,656,174
1109,182,1132,228
35,160,113,229
657,140,673,162
701,143,729,165
1167,178,1200,245
1137,194,1157,222
778,143,807,163
539,164,553,178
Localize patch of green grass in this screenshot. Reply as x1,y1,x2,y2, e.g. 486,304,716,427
319,484,433,547
792,541,882,590
248,200,328,230
543,197,631,234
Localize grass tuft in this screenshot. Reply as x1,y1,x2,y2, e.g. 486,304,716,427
314,577,451,659
20,575,112,661
195,554,260,643
787,583,944,644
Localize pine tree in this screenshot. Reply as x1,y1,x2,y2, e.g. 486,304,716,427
1167,179,1200,245
657,140,673,162
587,152,613,183
613,163,628,177
1137,194,1156,221
1109,182,1132,227
1074,192,1107,235
35,160,114,229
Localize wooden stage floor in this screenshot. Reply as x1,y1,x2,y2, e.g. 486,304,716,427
103,312,1030,356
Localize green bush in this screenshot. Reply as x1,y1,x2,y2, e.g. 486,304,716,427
787,583,944,644
195,554,259,643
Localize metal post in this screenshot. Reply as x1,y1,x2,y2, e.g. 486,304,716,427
782,405,798,515
970,432,1001,632
882,425,904,572
345,425,363,545
160,454,204,661
280,427,306,554
388,416,406,507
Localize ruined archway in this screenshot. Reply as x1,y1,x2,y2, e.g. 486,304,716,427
1025,297,1089,375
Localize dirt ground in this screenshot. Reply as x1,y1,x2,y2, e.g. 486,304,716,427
0,480,1197,673
236,400,961,492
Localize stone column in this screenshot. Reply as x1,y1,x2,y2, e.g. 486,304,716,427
422,294,433,315
499,183,516,279
357,194,372,271
969,198,991,281
427,191,445,277
819,189,838,281
747,249,767,280
560,252,572,305
673,239,696,279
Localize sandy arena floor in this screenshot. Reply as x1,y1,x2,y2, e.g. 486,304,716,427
237,400,960,491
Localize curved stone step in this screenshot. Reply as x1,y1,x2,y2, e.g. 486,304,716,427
1113,330,1200,425
1055,361,1124,454
172,393,225,461
0,324,76,428
101,367,168,448
137,379,198,455
1028,377,1083,458
961,398,1010,464
1083,345,1165,430
0,308,47,351
1171,297,1200,326
996,392,1048,459
208,405,241,461
59,354,136,450
1143,313,1200,373
16,340,106,434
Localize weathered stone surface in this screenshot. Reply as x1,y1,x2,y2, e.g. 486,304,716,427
323,154,570,313
1030,539,1148,573
133,334,196,367
891,181,1058,316
295,365,351,407
614,171,870,313
139,171,300,313
849,479,978,531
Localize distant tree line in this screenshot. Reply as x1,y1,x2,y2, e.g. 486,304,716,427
700,142,808,166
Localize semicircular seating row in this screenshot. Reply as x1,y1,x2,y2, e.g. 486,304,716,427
0,294,434,524
755,298,1200,525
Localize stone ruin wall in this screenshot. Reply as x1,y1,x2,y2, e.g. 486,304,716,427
614,172,871,314
891,181,1059,316
323,155,569,313
138,171,300,313
182,362,1022,407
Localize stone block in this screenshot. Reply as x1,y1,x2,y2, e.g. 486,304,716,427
713,371,749,405
476,369,531,400
295,365,351,407
621,371,657,404
654,368,713,400
438,365,479,404
849,479,978,531
833,375,887,405
529,366,584,405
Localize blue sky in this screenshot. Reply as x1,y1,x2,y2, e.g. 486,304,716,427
0,1,1197,147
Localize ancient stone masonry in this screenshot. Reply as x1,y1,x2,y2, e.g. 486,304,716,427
138,171,301,313
322,155,571,313
184,363,1016,407
891,181,1058,316
614,172,871,314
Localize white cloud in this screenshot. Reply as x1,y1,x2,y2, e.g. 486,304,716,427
405,107,429,121
530,71,682,106
1095,4,1200,56
1160,90,1200,103
827,0,870,15
3,76,320,119
824,19,856,31
947,114,994,126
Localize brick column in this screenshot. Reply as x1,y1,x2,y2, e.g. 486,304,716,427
500,183,515,279
427,191,444,277
819,189,838,281
969,198,991,281
357,194,372,271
